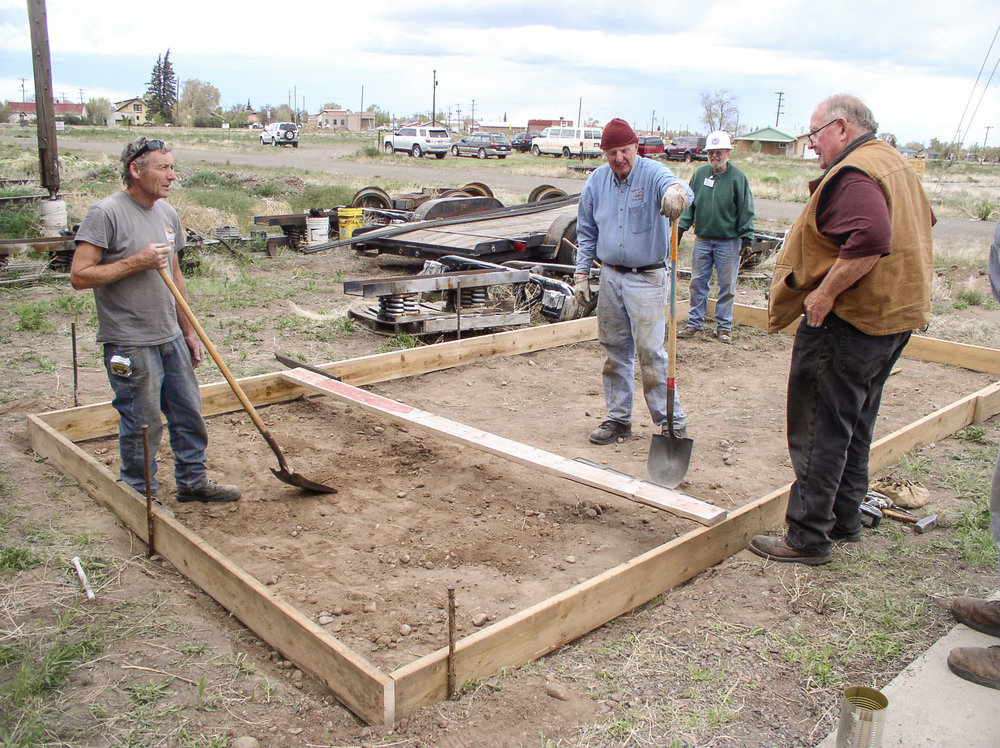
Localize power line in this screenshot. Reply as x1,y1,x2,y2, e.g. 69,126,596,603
950,22,1000,148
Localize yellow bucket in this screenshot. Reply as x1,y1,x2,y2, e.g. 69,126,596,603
338,207,364,240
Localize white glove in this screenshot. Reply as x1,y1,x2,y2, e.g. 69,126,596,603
659,183,688,220
573,273,591,306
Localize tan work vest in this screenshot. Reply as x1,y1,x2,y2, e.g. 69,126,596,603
768,139,933,335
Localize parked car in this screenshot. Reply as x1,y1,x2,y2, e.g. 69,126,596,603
511,132,534,152
636,135,665,157
260,122,299,147
531,127,603,158
451,132,512,159
383,125,450,158
665,136,707,161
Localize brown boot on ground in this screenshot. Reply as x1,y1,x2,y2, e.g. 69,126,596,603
748,535,832,566
950,597,1000,638
947,645,1000,689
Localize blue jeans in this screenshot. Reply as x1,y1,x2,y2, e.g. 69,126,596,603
104,336,208,495
597,265,686,429
784,314,910,555
686,237,741,332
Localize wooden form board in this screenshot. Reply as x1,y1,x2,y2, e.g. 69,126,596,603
27,303,1000,724
281,368,726,525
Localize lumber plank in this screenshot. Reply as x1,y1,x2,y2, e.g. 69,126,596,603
902,335,1000,374
281,369,726,526
391,483,790,713
27,413,394,725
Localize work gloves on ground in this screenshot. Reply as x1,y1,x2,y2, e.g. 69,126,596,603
573,273,592,306
659,183,688,220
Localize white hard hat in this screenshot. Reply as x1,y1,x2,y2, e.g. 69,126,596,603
705,131,733,150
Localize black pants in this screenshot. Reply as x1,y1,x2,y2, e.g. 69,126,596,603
785,314,911,555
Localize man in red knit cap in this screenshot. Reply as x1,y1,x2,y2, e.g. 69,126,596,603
574,118,693,445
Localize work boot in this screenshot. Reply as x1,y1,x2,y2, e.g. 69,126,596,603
661,424,688,439
589,420,631,445
748,535,832,565
829,526,863,543
715,329,733,345
950,597,1000,637
677,326,699,339
176,479,241,503
947,645,1000,689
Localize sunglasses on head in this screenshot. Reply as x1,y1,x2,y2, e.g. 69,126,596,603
126,139,166,168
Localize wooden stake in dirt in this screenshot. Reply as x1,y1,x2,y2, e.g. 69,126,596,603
447,585,457,699
142,425,155,558
71,322,79,407
71,556,95,600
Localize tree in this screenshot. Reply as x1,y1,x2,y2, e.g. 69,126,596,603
700,90,739,133
222,104,248,128
86,97,112,126
322,102,342,111
177,79,221,127
145,49,178,123
365,104,391,127
879,132,897,148
903,141,925,152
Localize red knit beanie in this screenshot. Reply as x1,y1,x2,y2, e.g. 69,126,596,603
600,118,638,150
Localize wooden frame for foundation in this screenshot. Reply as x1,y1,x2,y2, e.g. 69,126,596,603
27,302,1000,725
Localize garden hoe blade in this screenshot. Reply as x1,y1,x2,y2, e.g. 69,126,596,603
157,268,336,494
647,220,693,488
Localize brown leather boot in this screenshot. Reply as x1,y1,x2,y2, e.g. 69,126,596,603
947,645,1000,689
950,597,1000,638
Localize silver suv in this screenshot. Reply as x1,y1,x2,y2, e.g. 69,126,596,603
384,125,450,158
261,122,299,148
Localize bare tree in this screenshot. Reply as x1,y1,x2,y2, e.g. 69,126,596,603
700,90,740,133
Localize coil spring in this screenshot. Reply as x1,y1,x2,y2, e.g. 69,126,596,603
378,293,419,319
460,287,487,307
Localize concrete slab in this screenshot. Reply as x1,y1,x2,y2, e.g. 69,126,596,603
817,625,1000,747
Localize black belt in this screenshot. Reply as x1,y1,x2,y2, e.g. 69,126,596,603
602,262,666,274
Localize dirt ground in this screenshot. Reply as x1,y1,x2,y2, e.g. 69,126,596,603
4,209,1000,746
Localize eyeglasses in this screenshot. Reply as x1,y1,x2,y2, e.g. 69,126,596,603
807,119,840,146
125,139,166,168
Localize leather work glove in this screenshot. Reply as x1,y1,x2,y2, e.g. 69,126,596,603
573,273,591,306
659,183,688,220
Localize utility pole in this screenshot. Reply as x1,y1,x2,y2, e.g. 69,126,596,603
471,99,475,130
774,91,785,127
985,126,993,160
27,0,59,197
360,85,364,117
431,69,437,125
456,104,462,132
577,97,582,127
650,110,655,134
18,77,27,102
78,88,84,104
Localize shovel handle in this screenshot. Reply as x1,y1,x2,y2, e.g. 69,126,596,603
667,220,679,383
157,267,292,473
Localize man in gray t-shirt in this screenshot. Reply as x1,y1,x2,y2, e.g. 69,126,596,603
71,137,240,504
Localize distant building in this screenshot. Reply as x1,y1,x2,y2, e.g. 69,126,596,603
735,126,796,157
315,109,375,131
113,98,149,126
527,118,573,134
476,121,525,135
4,100,88,124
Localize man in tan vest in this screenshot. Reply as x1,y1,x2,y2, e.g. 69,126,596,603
749,95,934,565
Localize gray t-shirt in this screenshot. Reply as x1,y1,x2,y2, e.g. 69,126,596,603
75,190,186,345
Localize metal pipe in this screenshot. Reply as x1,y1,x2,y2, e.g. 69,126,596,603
71,321,78,407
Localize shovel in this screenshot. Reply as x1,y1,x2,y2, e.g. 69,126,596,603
157,268,337,494
647,221,693,488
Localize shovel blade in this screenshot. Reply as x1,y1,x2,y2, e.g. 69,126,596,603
270,467,338,494
647,432,694,488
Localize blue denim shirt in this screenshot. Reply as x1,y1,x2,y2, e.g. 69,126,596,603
576,156,692,274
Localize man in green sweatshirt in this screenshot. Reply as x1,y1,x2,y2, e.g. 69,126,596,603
676,130,755,344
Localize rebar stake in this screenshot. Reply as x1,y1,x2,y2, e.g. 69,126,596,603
447,584,457,699
71,322,79,407
142,424,155,558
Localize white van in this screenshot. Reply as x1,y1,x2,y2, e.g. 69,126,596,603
531,127,603,158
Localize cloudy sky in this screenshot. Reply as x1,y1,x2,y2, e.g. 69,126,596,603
1,0,998,147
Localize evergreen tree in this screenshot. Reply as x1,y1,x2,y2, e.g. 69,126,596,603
145,49,178,123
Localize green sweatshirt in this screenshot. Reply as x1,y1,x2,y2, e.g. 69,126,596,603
677,162,755,240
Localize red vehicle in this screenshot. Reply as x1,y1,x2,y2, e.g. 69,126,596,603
636,135,665,157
